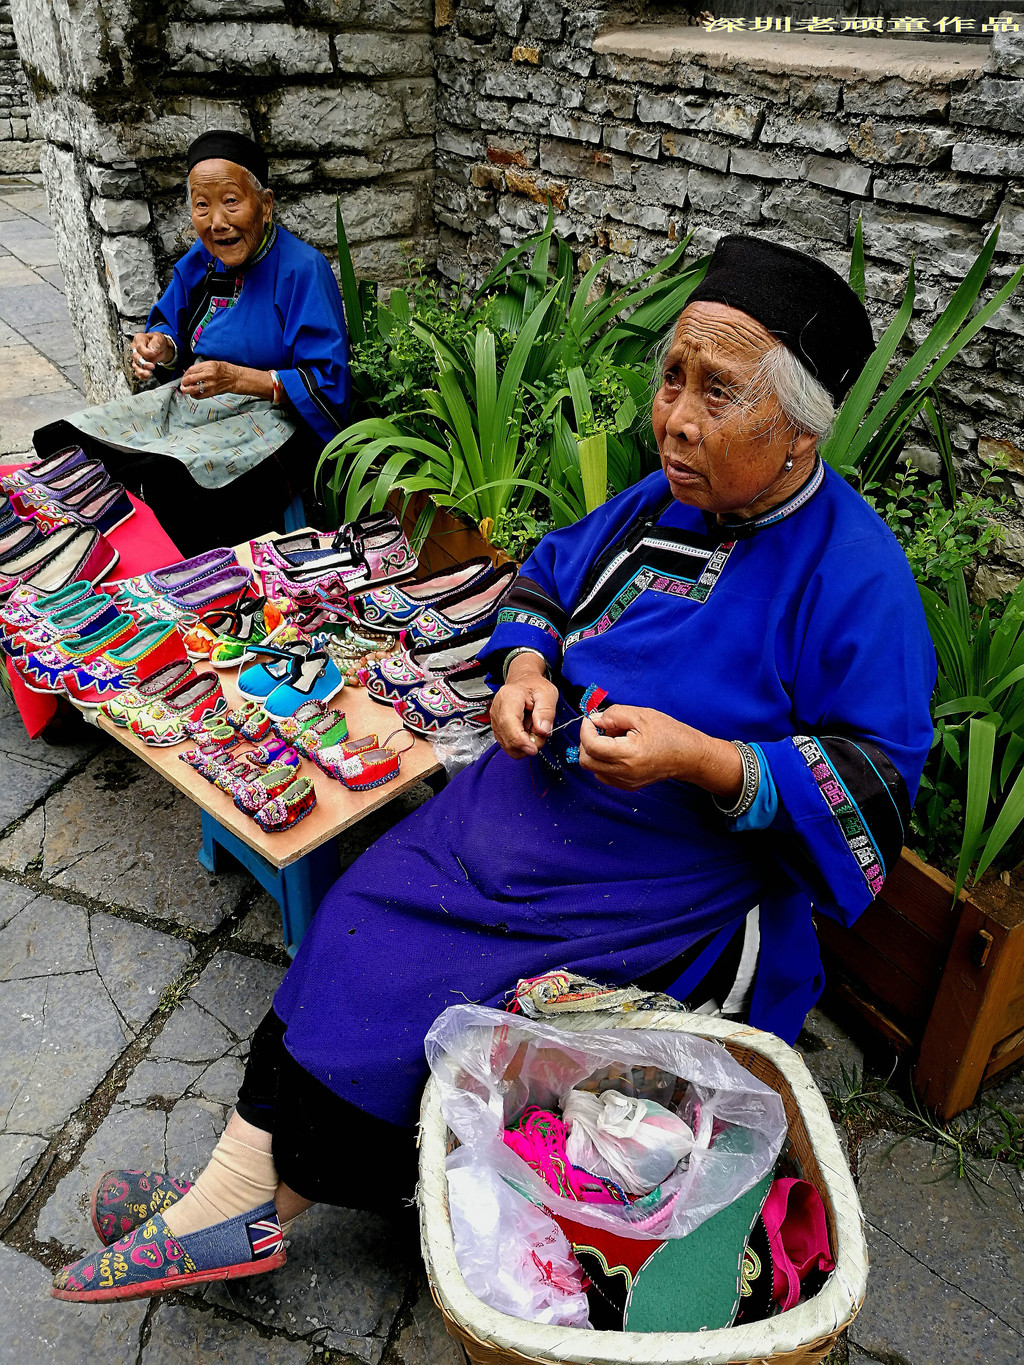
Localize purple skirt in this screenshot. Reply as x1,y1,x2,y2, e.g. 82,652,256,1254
273,742,764,1125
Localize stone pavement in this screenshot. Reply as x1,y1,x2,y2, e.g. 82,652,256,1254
0,172,85,459
0,192,1023,1365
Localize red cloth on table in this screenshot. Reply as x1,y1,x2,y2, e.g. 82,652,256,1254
2,463,182,738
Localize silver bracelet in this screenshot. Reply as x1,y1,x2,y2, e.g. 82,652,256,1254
714,740,760,819
502,647,549,682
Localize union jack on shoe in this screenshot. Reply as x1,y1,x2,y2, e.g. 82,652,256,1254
52,1200,285,1302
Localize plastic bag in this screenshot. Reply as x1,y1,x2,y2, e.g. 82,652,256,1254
446,1147,591,1327
425,1003,788,1241
562,1088,700,1194
429,721,494,775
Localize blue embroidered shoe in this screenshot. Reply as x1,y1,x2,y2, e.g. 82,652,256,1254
91,1169,192,1246
52,1199,285,1302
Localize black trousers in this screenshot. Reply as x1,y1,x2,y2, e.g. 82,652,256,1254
236,1009,419,1218
33,419,317,558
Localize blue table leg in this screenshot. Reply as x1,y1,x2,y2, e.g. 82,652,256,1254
199,812,338,955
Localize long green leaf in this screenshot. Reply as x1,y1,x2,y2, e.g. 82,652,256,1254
974,761,1024,881
955,718,997,899
578,432,608,514
849,215,865,304
335,204,366,347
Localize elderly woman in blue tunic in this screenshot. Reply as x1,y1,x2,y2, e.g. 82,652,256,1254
53,237,935,1302
32,130,349,555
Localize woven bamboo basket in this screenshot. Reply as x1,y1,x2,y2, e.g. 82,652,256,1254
418,1010,867,1365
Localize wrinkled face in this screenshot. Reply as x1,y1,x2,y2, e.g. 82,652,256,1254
188,159,273,269
651,301,816,517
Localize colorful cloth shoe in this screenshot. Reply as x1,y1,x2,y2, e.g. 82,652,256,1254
258,519,418,597
28,479,134,537
1,444,87,494
211,753,266,791
182,724,238,756
292,709,349,758
238,707,274,743
311,732,379,775
91,1169,192,1246
401,564,517,647
4,590,116,661
264,650,343,718
251,511,401,573
132,565,254,627
245,738,300,768
0,578,92,643
209,598,283,667
395,665,494,734
231,764,298,814
15,611,136,694
110,547,237,609
0,526,118,598
128,673,226,746
181,594,278,663
52,1199,286,1302
236,643,312,702
363,624,493,704
7,458,106,515
253,776,318,832
271,697,328,742
63,619,188,708
102,660,198,727
324,730,415,791
343,557,496,632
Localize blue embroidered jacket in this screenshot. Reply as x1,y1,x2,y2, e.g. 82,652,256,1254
483,461,937,1041
147,224,350,445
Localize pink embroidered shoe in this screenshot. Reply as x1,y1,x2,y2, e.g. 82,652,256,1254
128,673,226,746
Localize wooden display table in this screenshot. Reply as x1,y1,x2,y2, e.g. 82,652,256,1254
94,533,443,952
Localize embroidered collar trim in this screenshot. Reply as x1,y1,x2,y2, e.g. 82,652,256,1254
714,457,826,537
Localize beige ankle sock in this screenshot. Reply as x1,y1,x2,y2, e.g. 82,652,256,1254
163,1133,279,1238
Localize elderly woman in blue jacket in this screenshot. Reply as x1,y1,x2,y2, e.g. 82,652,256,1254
32,130,349,554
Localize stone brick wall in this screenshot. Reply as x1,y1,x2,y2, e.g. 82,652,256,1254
0,0,39,172
9,0,436,402
434,3,1024,561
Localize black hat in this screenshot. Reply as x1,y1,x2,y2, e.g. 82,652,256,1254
187,129,269,189
685,235,873,406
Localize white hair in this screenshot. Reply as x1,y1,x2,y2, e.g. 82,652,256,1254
651,332,835,442
185,165,270,212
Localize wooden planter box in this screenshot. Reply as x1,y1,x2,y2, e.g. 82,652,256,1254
392,495,1024,1120
818,848,1024,1119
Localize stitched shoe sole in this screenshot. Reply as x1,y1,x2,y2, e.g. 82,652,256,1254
52,1249,286,1302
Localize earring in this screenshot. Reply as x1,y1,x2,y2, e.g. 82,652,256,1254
784,457,794,471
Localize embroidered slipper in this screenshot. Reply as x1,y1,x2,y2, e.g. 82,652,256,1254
364,624,493,705
312,732,379,775
52,1199,286,1302
101,660,199,727
253,776,318,832
292,708,349,759
91,1169,192,1246
231,764,298,814
345,557,496,632
271,696,328,742
394,665,493,734
244,738,300,769
324,728,415,791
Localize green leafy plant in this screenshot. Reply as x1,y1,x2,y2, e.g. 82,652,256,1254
317,209,707,542
866,468,1008,598
826,221,1024,499
918,571,1024,897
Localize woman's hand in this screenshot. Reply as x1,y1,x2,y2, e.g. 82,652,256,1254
491,653,560,759
180,360,260,400
130,332,174,381
579,704,743,798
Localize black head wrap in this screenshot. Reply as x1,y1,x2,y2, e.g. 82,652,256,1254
685,235,873,406
186,130,269,189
